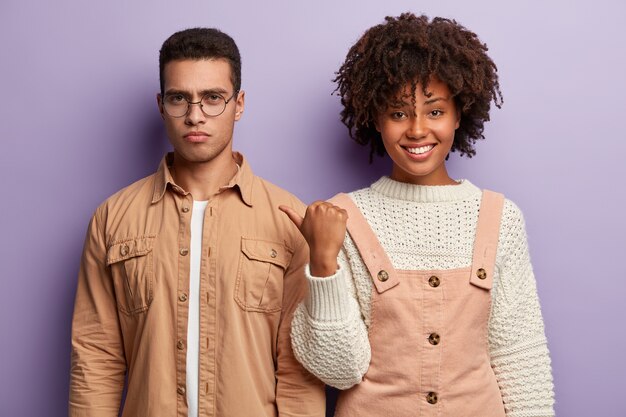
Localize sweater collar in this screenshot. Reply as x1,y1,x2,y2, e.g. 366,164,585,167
370,176,480,203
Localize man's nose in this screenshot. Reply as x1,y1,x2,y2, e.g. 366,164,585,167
185,101,206,125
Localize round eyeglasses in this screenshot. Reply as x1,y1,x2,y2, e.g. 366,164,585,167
162,91,238,118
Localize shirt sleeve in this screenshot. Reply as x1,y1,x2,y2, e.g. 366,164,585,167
489,201,555,417
290,245,371,390
275,205,326,417
69,208,126,417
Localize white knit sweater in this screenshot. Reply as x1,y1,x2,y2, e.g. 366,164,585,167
291,177,555,417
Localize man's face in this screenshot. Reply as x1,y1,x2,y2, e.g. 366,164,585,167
158,59,244,165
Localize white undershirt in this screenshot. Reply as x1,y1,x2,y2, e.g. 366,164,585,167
186,200,208,417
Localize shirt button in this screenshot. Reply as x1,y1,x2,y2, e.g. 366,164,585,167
377,270,389,282
426,391,438,404
177,339,185,350
477,268,487,279
270,249,277,258
428,276,440,287
179,293,188,302
181,206,189,213
179,248,189,256
120,244,129,257
428,333,440,345
177,386,186,395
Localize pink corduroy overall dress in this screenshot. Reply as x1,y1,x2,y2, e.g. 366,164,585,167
329,190,507,417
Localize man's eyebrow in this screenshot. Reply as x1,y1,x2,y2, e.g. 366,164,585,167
163,88,187,96
199,88,229,95
164,87,230,96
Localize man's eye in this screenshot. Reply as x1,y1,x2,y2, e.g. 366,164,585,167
204,94,223,104
167,94,186,104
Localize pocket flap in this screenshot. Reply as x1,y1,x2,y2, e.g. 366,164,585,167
241,237,291,269
107,236,156,265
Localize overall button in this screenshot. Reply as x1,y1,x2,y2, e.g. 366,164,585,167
377,270,389,282
477,268,487,279
426,392,438,404
428,276,440,287
179,248,189,256
177,386,186,395
177,340,185,350
179,293,188,302
428,333,440,345
270,249,278,258
120,244,129,257
181,206,190,213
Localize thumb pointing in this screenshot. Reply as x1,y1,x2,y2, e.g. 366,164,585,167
278,205,304,229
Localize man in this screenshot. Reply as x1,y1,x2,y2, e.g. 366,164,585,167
69,28,325,417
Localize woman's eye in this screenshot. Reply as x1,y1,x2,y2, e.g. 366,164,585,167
430,109,443,117
390,111,406,120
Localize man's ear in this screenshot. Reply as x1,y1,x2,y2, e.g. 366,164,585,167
157,93,165,119
235,90,245,121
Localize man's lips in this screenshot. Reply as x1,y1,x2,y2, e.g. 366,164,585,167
184,132,210,142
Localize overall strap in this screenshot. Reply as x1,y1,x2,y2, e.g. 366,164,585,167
470,190,505,290
328,193,399,294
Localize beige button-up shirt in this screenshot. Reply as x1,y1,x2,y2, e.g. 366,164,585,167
69,152,324,417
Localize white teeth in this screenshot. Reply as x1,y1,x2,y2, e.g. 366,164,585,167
406,145,434,155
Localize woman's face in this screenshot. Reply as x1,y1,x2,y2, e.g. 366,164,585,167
376,78,460,186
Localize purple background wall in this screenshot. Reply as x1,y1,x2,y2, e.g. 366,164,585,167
1,0,625,416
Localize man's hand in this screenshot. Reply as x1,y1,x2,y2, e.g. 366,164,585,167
279,202,348,277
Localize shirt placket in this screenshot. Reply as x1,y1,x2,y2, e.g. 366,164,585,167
199,196,219,416
175,191,193,417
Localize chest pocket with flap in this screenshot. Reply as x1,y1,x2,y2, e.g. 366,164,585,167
106,236,155,315
235,237,292,313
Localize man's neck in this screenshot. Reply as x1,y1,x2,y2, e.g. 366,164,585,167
171,152,239,201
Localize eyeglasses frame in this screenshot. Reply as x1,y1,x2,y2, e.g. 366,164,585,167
162,90,240,118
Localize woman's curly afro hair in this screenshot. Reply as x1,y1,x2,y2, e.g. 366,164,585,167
334,13,503,161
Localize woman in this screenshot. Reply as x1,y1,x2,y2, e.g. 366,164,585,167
280,13,555,417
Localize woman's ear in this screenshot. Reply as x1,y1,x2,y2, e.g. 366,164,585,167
455,109,461,130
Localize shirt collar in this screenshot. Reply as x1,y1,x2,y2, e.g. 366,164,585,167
152,152,254,206
222,152,254,206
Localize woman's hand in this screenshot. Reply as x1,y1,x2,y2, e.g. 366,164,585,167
279,202,348,277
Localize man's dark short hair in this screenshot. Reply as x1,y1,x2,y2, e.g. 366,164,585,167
159,28,241,95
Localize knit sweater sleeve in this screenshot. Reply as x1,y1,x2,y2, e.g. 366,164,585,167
290,246,371,389
489,201,555,417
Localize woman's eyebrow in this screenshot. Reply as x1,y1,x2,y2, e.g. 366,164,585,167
424,96,450,105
